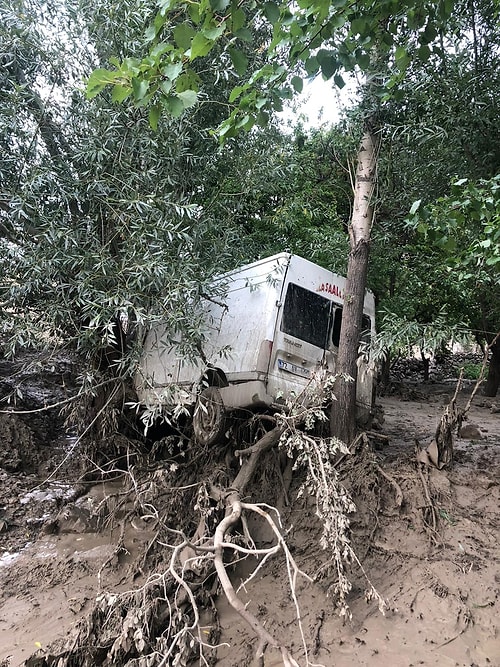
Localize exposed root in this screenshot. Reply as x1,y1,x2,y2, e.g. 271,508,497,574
212,492,303,666
374,462,403,509
35,375,389,667
416,461,440,544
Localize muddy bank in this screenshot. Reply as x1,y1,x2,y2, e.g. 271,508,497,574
0,356,499,666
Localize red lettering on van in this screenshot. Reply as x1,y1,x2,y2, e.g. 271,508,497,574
318,283,342,299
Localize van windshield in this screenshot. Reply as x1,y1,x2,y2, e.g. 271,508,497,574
281,283,331,348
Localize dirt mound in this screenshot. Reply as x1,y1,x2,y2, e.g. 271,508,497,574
0,359,499,667
0,415,36,472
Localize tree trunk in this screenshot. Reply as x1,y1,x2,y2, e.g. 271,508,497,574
331,129,378,444
421,348,430,382
483,338,500,397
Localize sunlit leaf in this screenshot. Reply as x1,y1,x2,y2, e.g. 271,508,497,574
132,78,149,100
177,89,198,108
190,34,213,59
86,69,120,99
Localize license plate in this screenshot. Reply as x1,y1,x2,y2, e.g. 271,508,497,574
278,359,311,378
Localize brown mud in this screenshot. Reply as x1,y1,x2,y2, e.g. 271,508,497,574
0,358,499,667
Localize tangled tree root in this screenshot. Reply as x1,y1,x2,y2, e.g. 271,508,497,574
34,374,389,667
37,425,309,666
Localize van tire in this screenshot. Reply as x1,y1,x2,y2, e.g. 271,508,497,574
193,387,227,446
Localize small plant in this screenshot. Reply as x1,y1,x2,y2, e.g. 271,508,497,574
461,363,482,380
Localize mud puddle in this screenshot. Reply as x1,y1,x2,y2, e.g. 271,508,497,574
0,475,158,666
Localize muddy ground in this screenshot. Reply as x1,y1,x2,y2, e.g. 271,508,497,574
0,355,499,667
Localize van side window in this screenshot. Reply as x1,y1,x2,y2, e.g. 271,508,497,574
331,309,371,349
281,283,331,349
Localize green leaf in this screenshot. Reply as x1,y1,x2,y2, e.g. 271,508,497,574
163,95,184,117
203,22,226,40
409,199,422,215
356,51,371,70
395,45,407,61
278,86,293,100
235,27,253,42
235,113,254,131
417,44,431,61
188,3,201,24
443,0,454,17
176,70,201,92
304,56,319,76
145,25,157,42
350,17,367,36
255,95,267,109
177,89,198,108
111,85,132,103
421,22,438,45
257,110,269,126
443,236,456,252
231,7,246,32
158,0,179,14
132,78,149,100
160,80,173,94
317,50,337,79
150,42,173,59
333,73,345,89
395,46,411,71
149,104,160,131
162,61,183,80
263,2,280,24
229,85,244,103
190,33,214,59
209,0,229,11
291,75,303,93
229,48,248,76
86,69,120,99
173,23,195,50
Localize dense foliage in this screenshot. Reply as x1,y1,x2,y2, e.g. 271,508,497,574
1,0,499,397
0,0,284,371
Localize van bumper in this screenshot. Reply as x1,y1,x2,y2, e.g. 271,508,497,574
219,381,273,410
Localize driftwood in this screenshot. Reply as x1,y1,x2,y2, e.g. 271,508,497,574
417,334,499,469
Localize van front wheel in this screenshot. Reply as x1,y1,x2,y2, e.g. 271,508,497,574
193,387,227,446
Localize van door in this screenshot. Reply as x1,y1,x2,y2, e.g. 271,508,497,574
267,281,333,401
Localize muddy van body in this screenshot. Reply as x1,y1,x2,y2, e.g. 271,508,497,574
135,253,376,443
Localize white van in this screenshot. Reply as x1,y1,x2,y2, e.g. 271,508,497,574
135,253,376,444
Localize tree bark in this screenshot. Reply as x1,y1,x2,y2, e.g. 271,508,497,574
483,338,500,397
331,129,378,444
